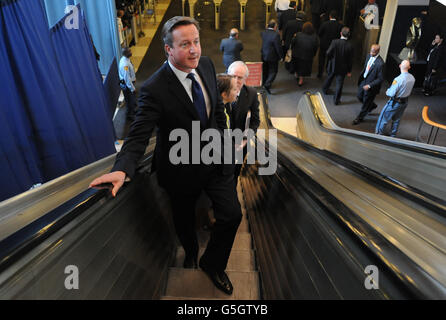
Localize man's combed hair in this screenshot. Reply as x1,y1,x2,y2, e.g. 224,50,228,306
267,20,277,29
341,26,350,38
161,16,200,48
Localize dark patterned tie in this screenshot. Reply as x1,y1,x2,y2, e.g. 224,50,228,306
187,73,208,125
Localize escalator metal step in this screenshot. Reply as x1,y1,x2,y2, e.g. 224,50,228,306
162,268,260,300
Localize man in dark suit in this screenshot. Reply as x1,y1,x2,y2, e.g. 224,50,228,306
317,10,343,78
310,0,326,31
220,28,244,70
279,1,297,32
227,61,260,183
261,20,283,94
90,16,242,296
282,10,306,54
322,27,354,105
323,0,342,22
353,44,384,124
423,34,444,96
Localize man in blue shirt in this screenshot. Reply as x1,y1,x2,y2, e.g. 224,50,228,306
375,60,415,137
119,47,137,120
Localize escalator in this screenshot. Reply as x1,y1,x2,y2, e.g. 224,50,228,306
0,92,445,299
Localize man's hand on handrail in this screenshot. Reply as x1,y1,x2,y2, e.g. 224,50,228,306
89,171,126,197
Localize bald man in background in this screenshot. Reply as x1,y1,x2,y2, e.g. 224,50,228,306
375,60,415,137
220,28,244,70
353,44,384,125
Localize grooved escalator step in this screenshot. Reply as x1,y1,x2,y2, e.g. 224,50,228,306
175,247,256,272
163,268,260,300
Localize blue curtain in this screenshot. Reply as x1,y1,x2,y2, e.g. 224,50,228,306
41,0,121,74
50,6,116,160
0,0,115,201
0,29,43,200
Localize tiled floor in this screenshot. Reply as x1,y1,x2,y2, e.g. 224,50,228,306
130,0,171,73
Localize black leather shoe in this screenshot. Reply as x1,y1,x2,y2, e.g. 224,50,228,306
183,255,198,269
352,118,361,125
334,100,340,105
199,261,233,295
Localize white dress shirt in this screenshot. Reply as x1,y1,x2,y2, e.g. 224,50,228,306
363,55,378,78
168,60,211,118
275,0,290,12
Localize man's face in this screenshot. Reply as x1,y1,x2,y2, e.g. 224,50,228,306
166,24,201,73
368,0,375,4
229,66,247,92
370,46,379,57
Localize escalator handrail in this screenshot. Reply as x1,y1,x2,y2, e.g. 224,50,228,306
307,92,446,159
0,150,154,274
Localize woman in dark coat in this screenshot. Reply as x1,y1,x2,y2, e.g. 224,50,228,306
290,22,319,86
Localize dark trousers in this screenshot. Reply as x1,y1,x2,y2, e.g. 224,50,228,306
262,60,279,89
322,72,346,103
167,168,242,272
123,87,137,118
312,13,321,31
318,47,328,76
356,82,378,120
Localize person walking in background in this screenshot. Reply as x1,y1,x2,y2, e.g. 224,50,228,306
353,44,384,125
323,0,342,22
322,27,354,105
275,0,290,23
119,47,137,120
375,60,415,137
283,10,306,55
291,22,319,86
220,28,244,71
423,34,444,96
317,10,342,79
279,1,297,35
310,0,326,31
227,61,260,183
117,9,125,47
261,20,283,94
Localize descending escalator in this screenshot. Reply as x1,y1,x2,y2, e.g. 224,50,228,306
0,92,445,299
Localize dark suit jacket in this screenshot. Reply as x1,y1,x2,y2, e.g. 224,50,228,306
318,19,342,50
220,37,243,68
358,54,384,93
326,38,354,75
279,9,296,30
291,32,319,60
112,56,227,193
231,85,260,133
426,43,445,73
324,0,342,17
283,19,304,49
310,0,326,14
261,29,283,62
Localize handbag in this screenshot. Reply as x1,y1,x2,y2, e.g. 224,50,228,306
423,73,436,92
284,47,292,63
